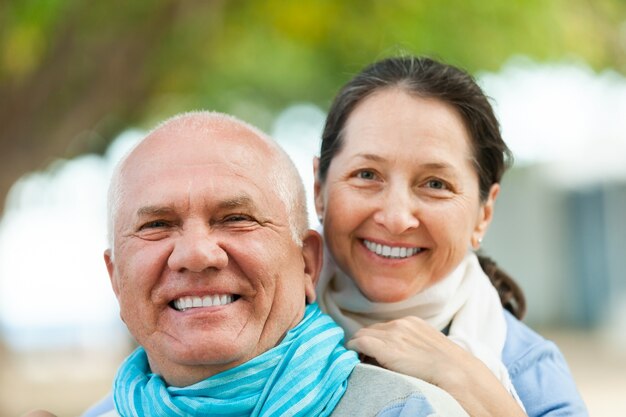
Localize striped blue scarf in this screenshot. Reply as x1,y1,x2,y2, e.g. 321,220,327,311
113,303,359,417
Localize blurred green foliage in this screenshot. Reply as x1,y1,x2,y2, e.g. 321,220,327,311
0,0,625,208
2,0,625,123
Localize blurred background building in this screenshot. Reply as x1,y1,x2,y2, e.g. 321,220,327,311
0,1,625,415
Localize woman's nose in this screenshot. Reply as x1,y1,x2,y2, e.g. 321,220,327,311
372,187,420,234
167,225,228,273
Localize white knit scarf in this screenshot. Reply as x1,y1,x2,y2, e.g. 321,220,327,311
317,248,523,405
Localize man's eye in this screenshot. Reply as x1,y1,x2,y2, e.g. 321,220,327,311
139,220,169,230
356,170,377,180
224,214,253,222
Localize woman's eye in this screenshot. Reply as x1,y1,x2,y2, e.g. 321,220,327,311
356,170,377,180
426,179,447,190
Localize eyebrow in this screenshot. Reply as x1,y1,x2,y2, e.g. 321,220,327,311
216,195,256,211
135,195,257,218
419,162,456,171
354,153,456,171
353,153,387,163
136,206,176,218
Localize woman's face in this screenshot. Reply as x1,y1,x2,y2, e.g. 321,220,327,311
315,88,499,302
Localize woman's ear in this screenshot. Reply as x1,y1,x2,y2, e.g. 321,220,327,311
301,229,324,304
313,157,325,223
471,183,500,249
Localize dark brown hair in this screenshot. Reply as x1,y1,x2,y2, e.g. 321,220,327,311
318,56,526,319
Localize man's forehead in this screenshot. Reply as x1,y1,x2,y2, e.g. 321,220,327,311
122,164,270,198
117,152,282,215
145,129,265,156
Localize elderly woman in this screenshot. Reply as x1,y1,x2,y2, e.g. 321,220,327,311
313,56,587,416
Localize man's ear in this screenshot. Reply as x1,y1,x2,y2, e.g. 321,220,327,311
472,183,500,249
301,229,323,304
313,157,325,223
104,249,120,299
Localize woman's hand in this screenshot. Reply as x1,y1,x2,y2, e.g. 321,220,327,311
346,316,527,417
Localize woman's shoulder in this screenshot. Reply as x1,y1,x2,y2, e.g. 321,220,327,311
502,309,575,379
502,310,589,416
502,309,579,378
501,309,555,371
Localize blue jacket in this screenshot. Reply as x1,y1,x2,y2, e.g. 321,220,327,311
503,310,588,416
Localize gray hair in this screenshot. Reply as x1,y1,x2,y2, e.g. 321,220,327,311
106,111,309,257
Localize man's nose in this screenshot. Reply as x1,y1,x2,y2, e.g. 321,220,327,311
372,186,420,235
167,225,228,273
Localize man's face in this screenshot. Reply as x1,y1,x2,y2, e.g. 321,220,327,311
105,121,319,386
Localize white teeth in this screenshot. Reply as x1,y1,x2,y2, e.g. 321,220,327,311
173,294,234,311
174,297,193,310
363,240,421,259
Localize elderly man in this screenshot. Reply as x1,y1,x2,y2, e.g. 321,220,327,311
82,112,468,417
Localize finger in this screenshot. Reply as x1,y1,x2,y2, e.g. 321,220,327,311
359,317,437,339
352,326,392,340
346,333,387,356
354,320,439,347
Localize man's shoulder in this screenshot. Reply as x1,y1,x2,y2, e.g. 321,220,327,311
82,365,470,417
331,363,468,417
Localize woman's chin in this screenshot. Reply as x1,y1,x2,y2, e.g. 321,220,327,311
360,284,423,303
368,293,412,303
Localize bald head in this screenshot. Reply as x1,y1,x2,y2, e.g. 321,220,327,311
104,112,323,386
107,111,309,253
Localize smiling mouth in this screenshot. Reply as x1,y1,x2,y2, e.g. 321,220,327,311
363,239,423,259
170,294,240,312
